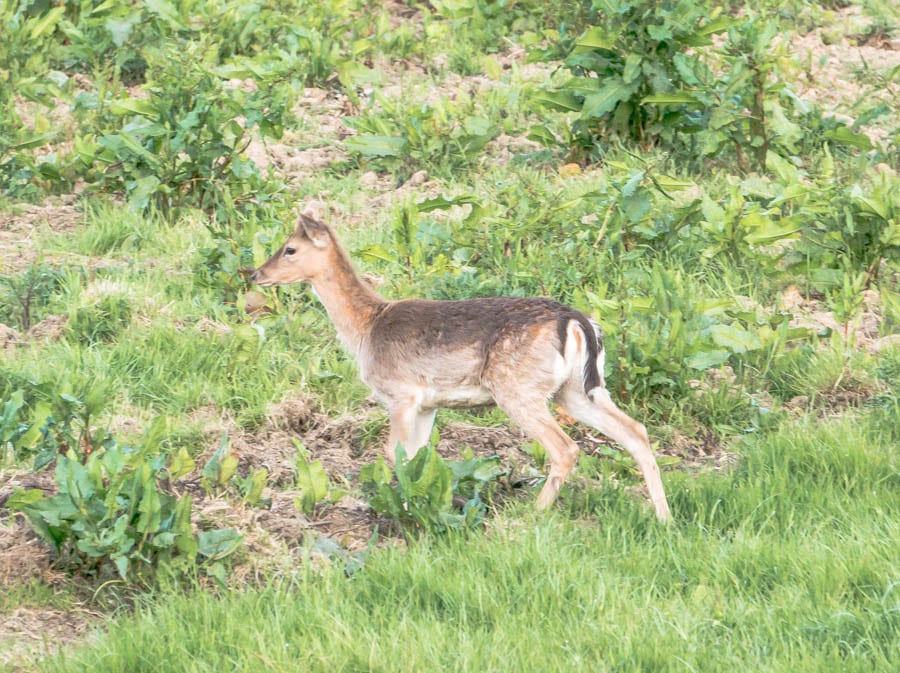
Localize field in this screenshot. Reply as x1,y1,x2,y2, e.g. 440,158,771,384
1,0,898,670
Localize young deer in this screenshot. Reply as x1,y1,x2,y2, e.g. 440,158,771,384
252,214,670,521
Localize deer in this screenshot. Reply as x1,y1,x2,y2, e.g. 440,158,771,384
252,213,671,521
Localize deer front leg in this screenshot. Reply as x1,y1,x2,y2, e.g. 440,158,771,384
384,401,434,464
407,409,437,458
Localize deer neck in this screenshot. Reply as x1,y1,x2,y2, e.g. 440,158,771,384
309,246,385,354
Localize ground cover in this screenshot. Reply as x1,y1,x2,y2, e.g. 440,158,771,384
1,0,897,669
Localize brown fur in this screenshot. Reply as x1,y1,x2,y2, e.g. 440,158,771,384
252,214,670,520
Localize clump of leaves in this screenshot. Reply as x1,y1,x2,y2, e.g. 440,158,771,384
293,440,346,517
360,443,505,535
8,436,242,584
0,263,65,331
79,40,287,217
69,293,133,345
533,0,733,157
0,383,113,470
345,95,499,179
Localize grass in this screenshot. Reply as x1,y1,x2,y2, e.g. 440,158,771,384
42,413,899,672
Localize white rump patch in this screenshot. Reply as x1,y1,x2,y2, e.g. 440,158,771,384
597,346,606,387
557,319,588,387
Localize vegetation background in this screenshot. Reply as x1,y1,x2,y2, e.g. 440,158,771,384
0,0,898,670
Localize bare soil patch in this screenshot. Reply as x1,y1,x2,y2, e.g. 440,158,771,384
781,285,885,348
0,606,100,670
0,519,54,590
0,199,83,274
790,7,900,145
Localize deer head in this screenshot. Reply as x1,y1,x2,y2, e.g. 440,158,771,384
251,214,334,286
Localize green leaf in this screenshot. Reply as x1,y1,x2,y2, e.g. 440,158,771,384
145,0,184,28
111,131,161,166
824,127,874,152
680,16,738,45
202,434,229,485
10,133,55,151
218,454,239,486
684,350,731,371
113,555,129,579
574,26,616,51
765,151,800,183
296,458,329,515
344,135,407,157
243,469,268,506
526,124,559,148
128,175,161,211
197,529,242,559
417,194,481,212
709,324,762,353
534,90,583,112
641,92,702,106
621,191,651,223
137,485,162,533
581,80,634,118
105,18,136,47
741,213,803,245
168,447,196,480
5,489,45,510
620,171,646,198
765,100,802,148
623,54,642,84
359,459,392,488
109,99,157,118
29,7,65,38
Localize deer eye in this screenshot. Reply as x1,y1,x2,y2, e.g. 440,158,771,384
284,246,296,256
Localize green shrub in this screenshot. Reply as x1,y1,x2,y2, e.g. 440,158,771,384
345,95,501,179
69,294,133,345
360,443,505,535
77,40,287,217
533,0,733,157
0,263,66,331
8,437,241,583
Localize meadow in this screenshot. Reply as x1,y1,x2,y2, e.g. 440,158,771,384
0,0,898,670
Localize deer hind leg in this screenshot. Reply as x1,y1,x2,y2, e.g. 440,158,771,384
384,403,436,464
490,390,580,509
557,385,671,522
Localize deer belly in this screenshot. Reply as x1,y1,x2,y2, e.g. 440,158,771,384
422,384,495,409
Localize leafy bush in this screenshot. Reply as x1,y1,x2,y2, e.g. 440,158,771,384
8,438,241,583
0,1,66,102
791,166,900,288
345,95,500,178
533,0,733,156
360,443,505,535
0,383,113,470
0,263,66,331
69,294,133,345
78,41,287,217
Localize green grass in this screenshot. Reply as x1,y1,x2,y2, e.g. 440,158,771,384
39,413,899,673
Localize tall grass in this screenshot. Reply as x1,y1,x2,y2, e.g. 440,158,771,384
45,413,899,672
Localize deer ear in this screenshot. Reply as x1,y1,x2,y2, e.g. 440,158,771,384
297,213,330,249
